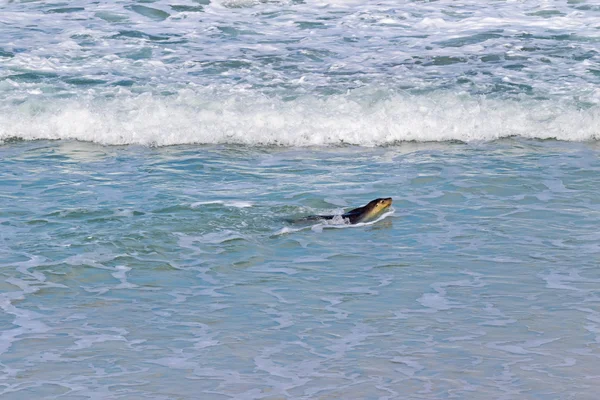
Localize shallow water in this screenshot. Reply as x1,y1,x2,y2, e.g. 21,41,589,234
2,0,600,398
2,139,600,399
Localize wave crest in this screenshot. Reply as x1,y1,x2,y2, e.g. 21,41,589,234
1,90,598,146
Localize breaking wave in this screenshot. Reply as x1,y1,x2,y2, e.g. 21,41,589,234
1,89,599,146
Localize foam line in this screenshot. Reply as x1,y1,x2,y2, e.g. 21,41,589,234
1,91,599,146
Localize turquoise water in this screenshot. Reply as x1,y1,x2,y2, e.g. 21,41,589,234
2,0,600,398
2,140,600,398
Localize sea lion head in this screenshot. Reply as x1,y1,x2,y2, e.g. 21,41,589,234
362,197,392,220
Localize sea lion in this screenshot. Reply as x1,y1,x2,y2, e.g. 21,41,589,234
291,198,393,225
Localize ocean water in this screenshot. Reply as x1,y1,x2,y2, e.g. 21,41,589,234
2,1,600,399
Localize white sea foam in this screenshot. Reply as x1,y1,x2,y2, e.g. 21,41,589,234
273,225,309,236
111,265,138,290
191,200,253,208
318,208,395,229
1,91,599,146
2,0,600,147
